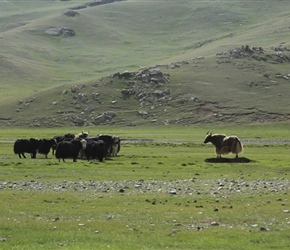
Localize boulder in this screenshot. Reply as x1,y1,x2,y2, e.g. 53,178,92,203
93,111,116,125
64,10,79,17
45,27,75,37
73,116,86,126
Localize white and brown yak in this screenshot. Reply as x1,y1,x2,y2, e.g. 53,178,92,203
204,132,243,158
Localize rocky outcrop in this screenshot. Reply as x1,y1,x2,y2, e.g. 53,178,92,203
45,27,75,37
112,67,171,105
64,10,79,17
217,44,290,64
93,111,116,125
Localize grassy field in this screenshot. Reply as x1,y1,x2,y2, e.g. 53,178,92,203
0,124,290,249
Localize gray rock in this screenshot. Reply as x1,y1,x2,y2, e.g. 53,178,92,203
64,10,79,17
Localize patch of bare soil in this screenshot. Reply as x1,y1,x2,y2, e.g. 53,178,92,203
205,157,253,163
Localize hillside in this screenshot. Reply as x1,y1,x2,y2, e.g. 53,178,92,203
0,0,290,126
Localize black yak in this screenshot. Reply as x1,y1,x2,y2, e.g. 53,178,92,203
84,139,106,162
55,139,87,162
96,134,121,157
38,139,57,158
204,132,243,158
13,138,40,158
52,133,75,155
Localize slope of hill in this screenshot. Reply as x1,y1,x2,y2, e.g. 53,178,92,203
1,43,290,127
0,0,290,126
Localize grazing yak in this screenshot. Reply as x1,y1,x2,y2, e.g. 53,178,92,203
14,138,39,158
84,139,106,162
55,139,87,162
38,139,57,158
52,133,75,155
96,134,121,157
204,132,243,158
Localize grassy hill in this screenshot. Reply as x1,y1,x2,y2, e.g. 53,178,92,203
0,0,290,126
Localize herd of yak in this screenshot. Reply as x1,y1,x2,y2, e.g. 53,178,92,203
13,131,243,162
13,132,121,162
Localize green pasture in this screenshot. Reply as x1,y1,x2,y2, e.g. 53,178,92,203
0,124,290,249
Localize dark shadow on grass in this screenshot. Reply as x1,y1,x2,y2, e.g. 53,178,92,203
205,157,253,163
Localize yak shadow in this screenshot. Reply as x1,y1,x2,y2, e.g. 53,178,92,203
205,157,253,163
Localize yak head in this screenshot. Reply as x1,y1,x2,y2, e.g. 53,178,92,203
80,139,87,149
203,131,213,144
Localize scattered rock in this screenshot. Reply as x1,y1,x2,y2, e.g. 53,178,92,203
71,85,79,93
64,10,79,17
138,111,149,118
93,111,116,125
169,189,177,195
52,217,59,222
73,116,87,126
45,27,75,37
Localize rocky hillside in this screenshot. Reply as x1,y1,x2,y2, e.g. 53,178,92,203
1,1,290,127
1,44,290,127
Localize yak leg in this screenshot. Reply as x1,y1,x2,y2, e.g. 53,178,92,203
215,147,222,158
21,153,26,158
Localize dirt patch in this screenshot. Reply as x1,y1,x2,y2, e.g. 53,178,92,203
205,157,253,163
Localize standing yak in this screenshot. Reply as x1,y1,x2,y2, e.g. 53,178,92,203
204,132,243,158
84,139,106,162
96,134,121,157
55,139,87,162
14,138,40,158
38,139,57,158
51,133,75,155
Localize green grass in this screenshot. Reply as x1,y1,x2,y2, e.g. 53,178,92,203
0,125,290,249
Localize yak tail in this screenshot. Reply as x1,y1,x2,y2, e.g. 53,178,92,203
233,137,243,154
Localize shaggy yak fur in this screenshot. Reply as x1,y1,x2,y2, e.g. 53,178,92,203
84,139,106,162
55,139,87,162
13,138,40,159
204,132,243,158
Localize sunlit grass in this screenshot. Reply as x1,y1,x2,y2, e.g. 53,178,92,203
0,125,290,249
